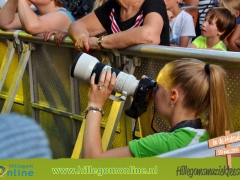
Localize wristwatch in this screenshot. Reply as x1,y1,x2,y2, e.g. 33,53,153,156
97,36,105,49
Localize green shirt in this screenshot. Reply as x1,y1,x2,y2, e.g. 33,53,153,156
192,36,227,51
129,127,208,157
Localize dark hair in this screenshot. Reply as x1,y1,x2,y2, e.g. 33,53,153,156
54,0,63,7
206,7,236,40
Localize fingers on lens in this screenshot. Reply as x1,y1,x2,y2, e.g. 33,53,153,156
90,73,96,85
109,72,116,89
99,66,107,84
105,67,111,84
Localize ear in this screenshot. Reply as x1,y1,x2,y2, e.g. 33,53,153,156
170,89,179,105
217,30,225,37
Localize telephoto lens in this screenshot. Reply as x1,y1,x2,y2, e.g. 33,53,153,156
71,52,139,97
71,52,156,119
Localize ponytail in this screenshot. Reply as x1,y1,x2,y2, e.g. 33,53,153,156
207,65,233,138
160,59,233,139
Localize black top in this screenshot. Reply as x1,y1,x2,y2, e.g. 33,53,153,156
169,118,203,132
94,0,170,46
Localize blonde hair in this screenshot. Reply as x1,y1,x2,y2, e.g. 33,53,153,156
92,0,108,11
158,59,233,138
221,0,240,15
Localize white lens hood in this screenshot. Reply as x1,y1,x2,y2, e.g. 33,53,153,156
72,53,99,82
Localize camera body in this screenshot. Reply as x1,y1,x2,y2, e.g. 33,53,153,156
125,77,156,119
71,52,156,119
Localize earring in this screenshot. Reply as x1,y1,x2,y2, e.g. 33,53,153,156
169,101,174,108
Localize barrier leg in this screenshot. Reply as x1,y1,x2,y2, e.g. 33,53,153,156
0,42,15,92
1,44,31,114
101,98,126,151
71,119,86,159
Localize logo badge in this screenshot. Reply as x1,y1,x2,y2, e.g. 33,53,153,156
0,166,8,178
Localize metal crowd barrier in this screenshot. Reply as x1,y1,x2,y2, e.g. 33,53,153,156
0,30,239,158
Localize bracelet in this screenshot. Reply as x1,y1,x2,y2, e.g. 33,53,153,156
97,35,105,49
84,106,104,118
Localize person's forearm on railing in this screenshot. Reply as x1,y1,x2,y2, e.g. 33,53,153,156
68,12,106,41
68,12,106,51
68,12,163,47
98,26,161,49
0,0,22,30
18,0,43,34
98,12,163,49
18,0,73,35
69,11,163,51
18,0,52,34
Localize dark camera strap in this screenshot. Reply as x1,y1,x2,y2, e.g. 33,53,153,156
133,109,202,139
132,106,157,140
151,106,202,133
132,119,139,140
151,107,158,133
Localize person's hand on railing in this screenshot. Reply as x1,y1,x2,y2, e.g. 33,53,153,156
43,29,68,46
75,34,90,52
89,37,102,50
75,36,102,52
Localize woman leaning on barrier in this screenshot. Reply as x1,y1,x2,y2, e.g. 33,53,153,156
68,0,170,51
0,0,75,35
83,58,234,158
44,0,109,46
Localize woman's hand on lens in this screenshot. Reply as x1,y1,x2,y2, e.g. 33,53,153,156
88,67,116,108
75,34,89,52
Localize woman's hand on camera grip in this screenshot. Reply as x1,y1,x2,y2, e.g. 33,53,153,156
88,67,116,109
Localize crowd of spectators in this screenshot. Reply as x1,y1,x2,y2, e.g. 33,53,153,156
0,0,239,52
